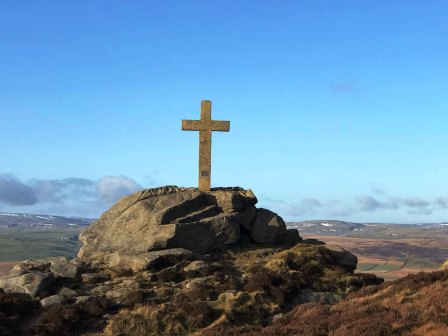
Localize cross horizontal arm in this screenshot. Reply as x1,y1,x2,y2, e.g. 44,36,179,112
182,120,202,131
211,120,230,132
182,119,230,131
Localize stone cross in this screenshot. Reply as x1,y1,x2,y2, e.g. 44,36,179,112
182,100,230,191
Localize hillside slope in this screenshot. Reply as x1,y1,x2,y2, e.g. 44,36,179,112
289,220,448,281
221,269,448,336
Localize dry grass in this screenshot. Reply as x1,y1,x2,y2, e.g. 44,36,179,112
243,265,299,307
441,260,448,270
304,235,448,281
233,269,448,336
32,297,108,336
104,301,219,336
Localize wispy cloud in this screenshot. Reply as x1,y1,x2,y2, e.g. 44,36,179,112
330,80,358,94
401,197,430,209
370,184,386,195
356,196,399,212
265,193,448,219
0,174,143,217
435,197,448,209
96,176,141,202
31,177,95,203
287,198,322,216
0,175,38,206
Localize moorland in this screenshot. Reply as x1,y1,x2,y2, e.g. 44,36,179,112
1,214,447,282
289,220,448,280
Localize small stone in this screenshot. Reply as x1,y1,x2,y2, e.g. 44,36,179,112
82,272,109,284
40,294,65,308
183,260,207,272
297,288,342,304
90,284,114,296
267,313,283,324
50,257,78,278
120,279,140,288
12,259,52,272
75,295,91,304
59,287,77,298
105,288,143,306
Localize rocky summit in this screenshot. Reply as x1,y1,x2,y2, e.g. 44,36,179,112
77,186,299,273
0,186,384,336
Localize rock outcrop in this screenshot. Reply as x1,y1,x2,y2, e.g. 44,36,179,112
0,243,382,336
77,186,300,271
0,186,386,336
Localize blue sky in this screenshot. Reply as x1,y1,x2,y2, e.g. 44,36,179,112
1,1,447,222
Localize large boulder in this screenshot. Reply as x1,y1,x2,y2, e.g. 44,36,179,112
40,294,64,308
49,257,78,278
77,186,301,272
78,186,263,270
250,208,287,244
11,257,78,279
0,271,54,298
326,244,358,270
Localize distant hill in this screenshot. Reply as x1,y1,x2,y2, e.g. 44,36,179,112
287,220,363,235
0,213,95,261
287,220,448,237
0,212,94,229
288,220,448,281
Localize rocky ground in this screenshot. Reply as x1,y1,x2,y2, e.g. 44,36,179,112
0,240,382,336
7,186,443,336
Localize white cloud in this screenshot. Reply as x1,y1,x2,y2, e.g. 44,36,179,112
0,174,38,205
268,193,448,219
96,176,142,202
0,174,143,217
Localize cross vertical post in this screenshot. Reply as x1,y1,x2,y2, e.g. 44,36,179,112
199,100,212,191
182,100,230,192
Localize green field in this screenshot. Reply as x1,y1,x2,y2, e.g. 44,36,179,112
405,258,440,270
356,263,379,271
0,227,84,261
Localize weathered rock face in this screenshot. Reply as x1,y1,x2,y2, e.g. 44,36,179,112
250,208,286,244
0,271,54,298
325,244,358,270
77,186,300,271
